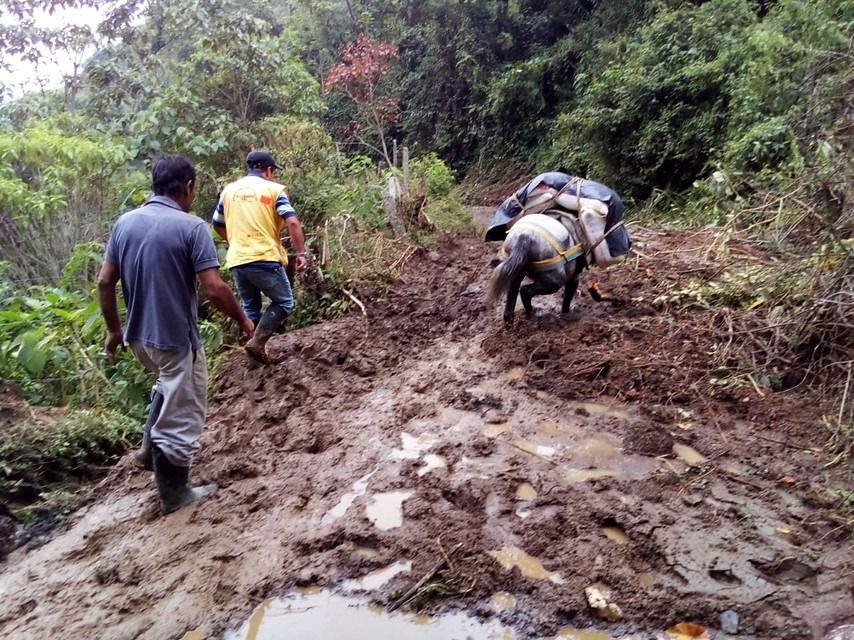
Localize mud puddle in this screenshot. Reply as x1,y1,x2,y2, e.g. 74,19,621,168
221,590,514,640
551,630,613,640
321,467,377,524
342,560,412,591
491,546,565,584
219,588,631,640
365,490,414,530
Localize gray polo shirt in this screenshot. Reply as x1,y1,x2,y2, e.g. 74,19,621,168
104,195,220,350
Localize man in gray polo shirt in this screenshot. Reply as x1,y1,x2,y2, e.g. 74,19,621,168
98,155,254,515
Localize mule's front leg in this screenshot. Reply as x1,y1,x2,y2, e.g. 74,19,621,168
520,280,561,318
503,272,525,327
562,275,580,313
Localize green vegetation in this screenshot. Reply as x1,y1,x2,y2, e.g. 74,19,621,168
0,410,138,504
0,0,851,511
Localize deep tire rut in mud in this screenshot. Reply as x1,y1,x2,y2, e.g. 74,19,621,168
0,226,851,640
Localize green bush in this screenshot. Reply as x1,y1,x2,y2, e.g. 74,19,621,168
547,0,754,198
422,196,474,236
252,117,338,229
340,154,375,176
0,121,144,287
0,278,226,414
0,285,148,411
0,409,138,502
724,116,797,174
410,152,455,198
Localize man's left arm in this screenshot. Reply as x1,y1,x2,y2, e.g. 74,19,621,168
277,192,307,273
212,197,228,241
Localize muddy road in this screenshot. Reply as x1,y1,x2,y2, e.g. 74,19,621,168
0,220,851,639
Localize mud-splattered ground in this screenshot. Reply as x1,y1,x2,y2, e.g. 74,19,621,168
0,219,851,640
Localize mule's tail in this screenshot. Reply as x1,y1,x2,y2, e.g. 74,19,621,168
487,234,531,303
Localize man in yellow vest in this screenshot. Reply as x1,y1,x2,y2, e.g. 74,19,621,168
212,150,307,363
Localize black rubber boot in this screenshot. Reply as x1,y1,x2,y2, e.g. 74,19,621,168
152,446,217,515
134,389,164,471
244,306,288,364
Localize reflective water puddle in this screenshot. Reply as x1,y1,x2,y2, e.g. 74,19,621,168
511,439,556,458
354,546,380,560
417,454,446,476
564,469,620,482
366,490,414,530
223,590,515,640
484,423,512,437
601,526,629,545
576,401,630,421
205,592,634,640
552,628,613,640
571,434,622,462
322,468,377,524
537,418,561,434
562,432,660,482
515,482,538,501
637,573,657,587
343,560,412,591
505,367,525,381
433,406,484,433
489,591,517,612
490,546,565,584
391,433,438,460
672,443,707,466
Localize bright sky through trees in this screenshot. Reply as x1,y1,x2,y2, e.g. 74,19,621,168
0,6,102,98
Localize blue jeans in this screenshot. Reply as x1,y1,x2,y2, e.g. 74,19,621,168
231,263,295,324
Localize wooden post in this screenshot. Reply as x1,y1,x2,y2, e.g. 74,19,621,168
382,175,407,238
392,139,398,167
402,146,410,192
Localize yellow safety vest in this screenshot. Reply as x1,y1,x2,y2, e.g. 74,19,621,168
220,175,290,269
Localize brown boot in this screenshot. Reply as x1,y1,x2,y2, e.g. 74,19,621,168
244,306,288,364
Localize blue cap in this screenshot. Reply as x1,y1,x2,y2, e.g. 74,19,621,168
245,150,282,170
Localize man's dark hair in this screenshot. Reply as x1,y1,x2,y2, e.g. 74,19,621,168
152,155,196,196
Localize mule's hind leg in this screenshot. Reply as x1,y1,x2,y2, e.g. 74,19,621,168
520,280,561,318
503,271,526,327
562,275,580,313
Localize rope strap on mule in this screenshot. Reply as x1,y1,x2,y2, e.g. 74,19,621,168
542,208,627,264
509,218,583,272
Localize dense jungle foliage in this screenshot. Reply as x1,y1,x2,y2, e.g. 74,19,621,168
0,0,851,509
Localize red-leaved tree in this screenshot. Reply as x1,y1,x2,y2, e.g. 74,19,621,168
322,36,399,167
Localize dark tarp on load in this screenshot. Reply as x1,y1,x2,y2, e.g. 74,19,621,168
485,172,631,259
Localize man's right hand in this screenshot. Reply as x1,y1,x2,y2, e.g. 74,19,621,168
103,331,123,363
199,268,256,341
238,316,255,341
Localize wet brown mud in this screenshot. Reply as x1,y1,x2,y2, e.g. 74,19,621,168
0,224,850,640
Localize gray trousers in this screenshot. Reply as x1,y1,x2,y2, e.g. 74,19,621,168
130,343,207,467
